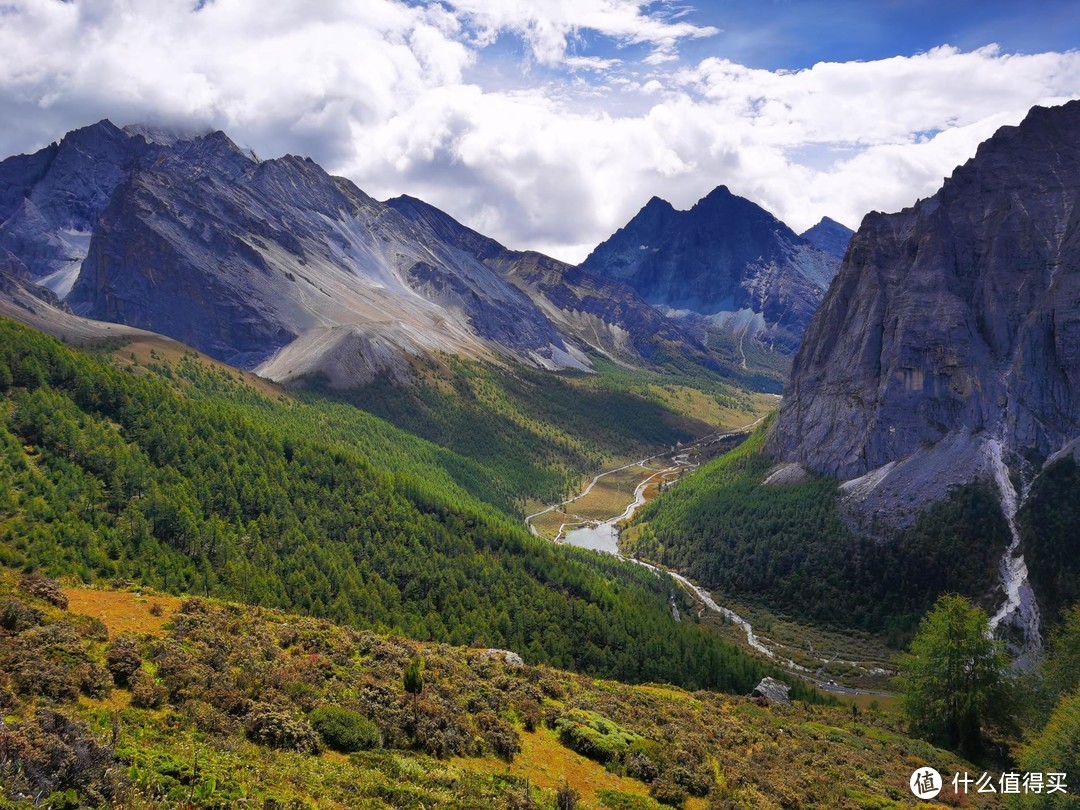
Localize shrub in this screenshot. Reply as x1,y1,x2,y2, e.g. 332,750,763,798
0,596,44,632
78,663,113,699
554,710,643,765
556,781,580,810
476,710,520,761
0,710,119,806
129,672,167,709
105,634,143,686
245,703,320,753
18,573,68,609
4,636,80,702
516,698,542,732
309,705,380,753
649,777,687,807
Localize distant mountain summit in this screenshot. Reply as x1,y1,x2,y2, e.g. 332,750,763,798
799,216,853,259
0,121,718,384
579,186,840,385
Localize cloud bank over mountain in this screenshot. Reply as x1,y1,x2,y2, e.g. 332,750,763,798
1,0,1078,261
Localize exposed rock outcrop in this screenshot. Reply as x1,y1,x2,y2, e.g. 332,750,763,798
771,100,1080,483
750,677,791,706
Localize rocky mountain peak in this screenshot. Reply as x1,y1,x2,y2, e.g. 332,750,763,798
578,185,840,385
771,98,1080,492
799,216,854,259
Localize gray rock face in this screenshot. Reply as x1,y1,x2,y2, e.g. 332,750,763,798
2,121,717,384
0,121,156,296
579,186,839,384
771,100,1080,483
388,195,720,369
800,217,854,260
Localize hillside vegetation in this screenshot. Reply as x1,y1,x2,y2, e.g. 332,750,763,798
0,575,999,809
307,354,760,511
622,420,1008,645
0,317,791,693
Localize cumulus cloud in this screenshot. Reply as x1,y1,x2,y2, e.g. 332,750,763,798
0,1,1078,262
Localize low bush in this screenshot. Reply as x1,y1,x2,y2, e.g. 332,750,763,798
245,703,320,753
105,634,143,686
308,705,380,753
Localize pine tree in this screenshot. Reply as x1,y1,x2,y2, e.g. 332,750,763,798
898,595,1010,755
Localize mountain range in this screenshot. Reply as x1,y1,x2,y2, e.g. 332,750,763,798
0,120,846,390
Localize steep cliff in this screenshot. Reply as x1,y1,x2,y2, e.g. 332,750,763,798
770,100,1080,657
772,101,1080,482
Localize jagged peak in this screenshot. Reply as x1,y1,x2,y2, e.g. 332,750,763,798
642,194,674,209
57,119,126,147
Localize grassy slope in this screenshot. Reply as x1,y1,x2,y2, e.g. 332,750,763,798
622,419,1008,646
0,577,1000,810
305,353,764,511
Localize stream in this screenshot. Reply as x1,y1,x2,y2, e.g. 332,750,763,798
985,438,1043,665
523,416,893,693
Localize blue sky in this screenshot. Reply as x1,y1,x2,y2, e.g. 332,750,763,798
1,1,1078,261
675,0,1080,69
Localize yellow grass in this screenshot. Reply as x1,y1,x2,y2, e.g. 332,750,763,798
646,385,776,430
111,335,283,399
453,727,653,808
64,587,182,637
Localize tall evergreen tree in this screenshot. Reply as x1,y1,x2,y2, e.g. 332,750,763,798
899,595,1010,755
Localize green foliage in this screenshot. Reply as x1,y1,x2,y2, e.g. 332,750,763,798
1011,691,1080,809
625,419,1007,640
1042,604,1080,704
403,655,424,696
898,595,1011,755
308,705,381,752
0,317,790,695
245,703,321,753
555,709,644,764
309,355,708,509
595,789,663,809
1019,456,1080,624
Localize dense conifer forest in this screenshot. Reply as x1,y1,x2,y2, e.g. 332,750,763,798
623,421,1010,644
0,318,798,694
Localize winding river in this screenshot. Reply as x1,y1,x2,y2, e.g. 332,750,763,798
524,414,895,695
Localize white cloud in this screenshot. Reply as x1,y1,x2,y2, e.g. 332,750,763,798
564,56,623,72
443,0,718,66
0,2,1078,263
